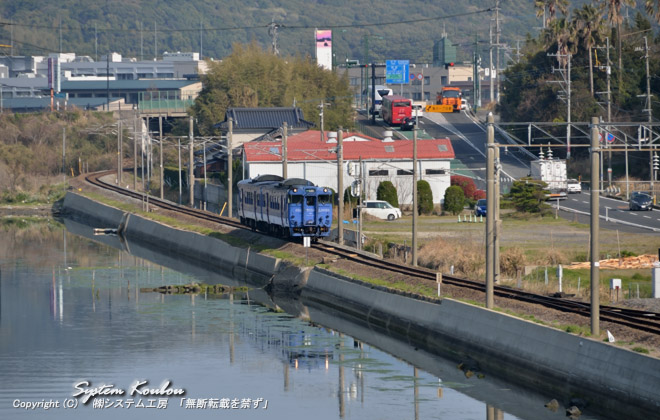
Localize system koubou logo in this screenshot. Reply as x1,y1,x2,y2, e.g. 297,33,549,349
13,379,269,411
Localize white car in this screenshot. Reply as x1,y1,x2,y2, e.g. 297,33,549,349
567,179,581,194
361,200,402,221
461,98,468,110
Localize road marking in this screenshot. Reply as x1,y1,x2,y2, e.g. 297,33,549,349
644,215,651,219
571,199,578,202
582,201,589,204
630,212,638,216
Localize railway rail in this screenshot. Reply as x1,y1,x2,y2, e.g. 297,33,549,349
84,170,660,335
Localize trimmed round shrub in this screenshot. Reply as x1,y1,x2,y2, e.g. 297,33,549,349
417,180,434,214
443,185,465,215
376,181,399,207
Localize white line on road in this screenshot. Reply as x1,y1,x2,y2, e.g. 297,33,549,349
644,215,651,219
630,212,638,216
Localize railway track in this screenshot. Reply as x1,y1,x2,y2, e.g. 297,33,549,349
84,170,660,335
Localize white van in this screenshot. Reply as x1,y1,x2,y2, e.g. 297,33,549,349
362,200,402,221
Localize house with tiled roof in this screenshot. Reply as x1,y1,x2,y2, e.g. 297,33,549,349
215,107,315,148
244,130,454,205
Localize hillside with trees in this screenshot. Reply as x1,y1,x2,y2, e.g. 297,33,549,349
0,0,544,64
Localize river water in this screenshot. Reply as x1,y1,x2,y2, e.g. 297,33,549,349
0,219,608,420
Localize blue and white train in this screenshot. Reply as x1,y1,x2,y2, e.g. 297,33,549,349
237,175,333,240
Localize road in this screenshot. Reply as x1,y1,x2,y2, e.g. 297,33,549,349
397,110,660,233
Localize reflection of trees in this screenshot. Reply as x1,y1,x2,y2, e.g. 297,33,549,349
0,221,104,270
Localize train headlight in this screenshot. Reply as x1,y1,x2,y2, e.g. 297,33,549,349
293,188,298,193
323,188,328,193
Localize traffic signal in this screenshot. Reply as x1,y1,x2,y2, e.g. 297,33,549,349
444,62,454,70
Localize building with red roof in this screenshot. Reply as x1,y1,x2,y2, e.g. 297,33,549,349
243,130,454,205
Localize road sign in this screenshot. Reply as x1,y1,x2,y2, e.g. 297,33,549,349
386,60,410,84
606,133,615,143
417,73,423,80
425,104,453,113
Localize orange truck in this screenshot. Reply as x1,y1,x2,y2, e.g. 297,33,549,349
436,87,462,112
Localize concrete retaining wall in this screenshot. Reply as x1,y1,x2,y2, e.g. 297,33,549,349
61,193,126,228
303,268,660,419
61,192,280,277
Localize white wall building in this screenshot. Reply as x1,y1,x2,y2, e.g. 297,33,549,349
243,131,455,205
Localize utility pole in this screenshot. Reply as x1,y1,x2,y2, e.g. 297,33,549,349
495,0,501,104
358,157,363,251
282,121,288,178
177,138,182,205
485,113,495,309
188,116,194,207
371,63,376,123
117,120,121,185
590,117,600,336
494,146,500,284
268,21,280,55
159,115,164,199
62,127,66,185
489,21,494,103
412,120,418,266
337,128,344,246
473,36,481,110
227,117,233,218
319,102,327,142
154,22,157,60
643,36,654,195
133,113,138,190
548,51,572,159
140,22,143,61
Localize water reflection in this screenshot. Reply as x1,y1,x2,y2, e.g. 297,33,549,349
0,218,608,419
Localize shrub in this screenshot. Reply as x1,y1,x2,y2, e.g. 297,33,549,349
417,180,434,214
507,179,549,213
443,185,464,215
343,186,359,205
376,181,398,207
451,175,479,199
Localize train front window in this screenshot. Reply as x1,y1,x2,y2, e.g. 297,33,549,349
318,195,330,205
289,195,303,204
306,196,316,206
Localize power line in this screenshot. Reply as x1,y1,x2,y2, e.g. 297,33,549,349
0,8,493,34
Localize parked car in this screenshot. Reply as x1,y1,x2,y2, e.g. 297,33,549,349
629,193,653,211
401,116,417,131
362,200,402,220
567,179,582,194
474,198,487,217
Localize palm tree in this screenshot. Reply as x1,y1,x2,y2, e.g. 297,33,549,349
599,0,636,87
573,4,606,95
647,0,660,22
535,0,570,27
542,17,578,68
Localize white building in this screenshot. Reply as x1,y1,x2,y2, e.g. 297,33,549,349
243,130,455,205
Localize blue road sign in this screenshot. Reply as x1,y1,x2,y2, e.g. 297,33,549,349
386,60,409,84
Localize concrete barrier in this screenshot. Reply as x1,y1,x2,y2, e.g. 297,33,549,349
61,193,126,228
303,268,660,419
